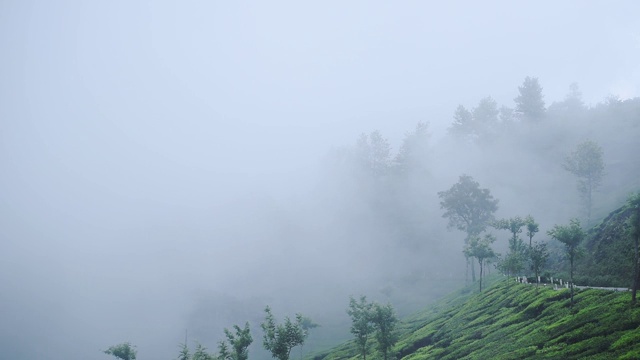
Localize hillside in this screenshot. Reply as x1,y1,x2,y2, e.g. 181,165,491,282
312,278,640,360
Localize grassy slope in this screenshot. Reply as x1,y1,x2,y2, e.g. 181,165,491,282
313,277,640,360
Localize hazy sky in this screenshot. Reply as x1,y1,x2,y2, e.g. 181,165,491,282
1,1,639,359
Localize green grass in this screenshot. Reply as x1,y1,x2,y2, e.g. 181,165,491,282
311,278,640,360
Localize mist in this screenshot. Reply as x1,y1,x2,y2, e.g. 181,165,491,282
1,1,640,359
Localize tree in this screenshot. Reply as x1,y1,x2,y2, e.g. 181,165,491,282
525,215,539,248
627,192,640,304
439,175,499,282
548,219,585,306
493,216,527,252
514,76,545,122
464,234,497,292
261,306,309,360
220,323,252,360
104,342,137,360
193,342,214,360
395,122,430,175
472,96,499,143
497,251,527,280
177,342,190,360
371,303,398,360
529,241,549,288
563,140,605,226
218,340,231,360
347,296,375,360
448,105,474,141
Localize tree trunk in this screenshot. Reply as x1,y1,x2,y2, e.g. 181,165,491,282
465,255,469,284
570,254,575,306
587,178,593,227
479,259,483,292
471,258,476,282
633,232,639,304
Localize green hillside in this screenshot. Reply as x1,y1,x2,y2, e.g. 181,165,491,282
312,277,640,360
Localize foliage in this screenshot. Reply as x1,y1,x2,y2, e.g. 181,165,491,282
525,215,540,248
193,343,214,360
497,249,527,278
548,219,586,305
261,306,309,360
448,105,474,141
218,340,231,360
103,342,137,360
438,175,499,281
347,296,375,360
318,279,640,360
493,216,527,252
563,140,605,226
176,342,190,360
464,234,496,291
395,122,430,175
530,241,550,287
514,76,546,121
371,303,399,360
355,130,392,178
220,322,252,360
439,175,499,238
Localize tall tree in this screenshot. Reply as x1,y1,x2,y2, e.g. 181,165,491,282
448,105,474,141
395,122,430,175
514,76,545,122
464,234,497,292
104,342,137,360
525,215,539,248
261,306,309,360
563,140,605,226
177,342,190,360
439,175,499,282
627,192,640,304
193,343,214,360
493,216,527,252
548,219,585,306
371,303,398,360
347,296,375,360
472,96,499,143
369,130,392,177
529,241,549,288
220,323,252,360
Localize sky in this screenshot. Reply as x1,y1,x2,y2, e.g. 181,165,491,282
1,1,639,359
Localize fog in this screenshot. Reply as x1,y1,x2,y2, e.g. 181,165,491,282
1,1,639,359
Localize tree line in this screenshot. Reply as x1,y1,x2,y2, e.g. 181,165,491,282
103,298,399,360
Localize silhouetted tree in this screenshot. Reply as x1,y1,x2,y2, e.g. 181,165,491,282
395,122,430,175
439,175,499,282
464,234,497,292
529,241,549,288
218,340,231,360
525,215,539,249
563,140,605,226
177,342,190,360
261,306,309,360
548,219,585,306
493,216,527,252
104,342,137,360
347,296,375,360
371,303,398,360
448,105,474,141
193,342,214,360
514,76,545,122
473,96,499,143
219,323,252,360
